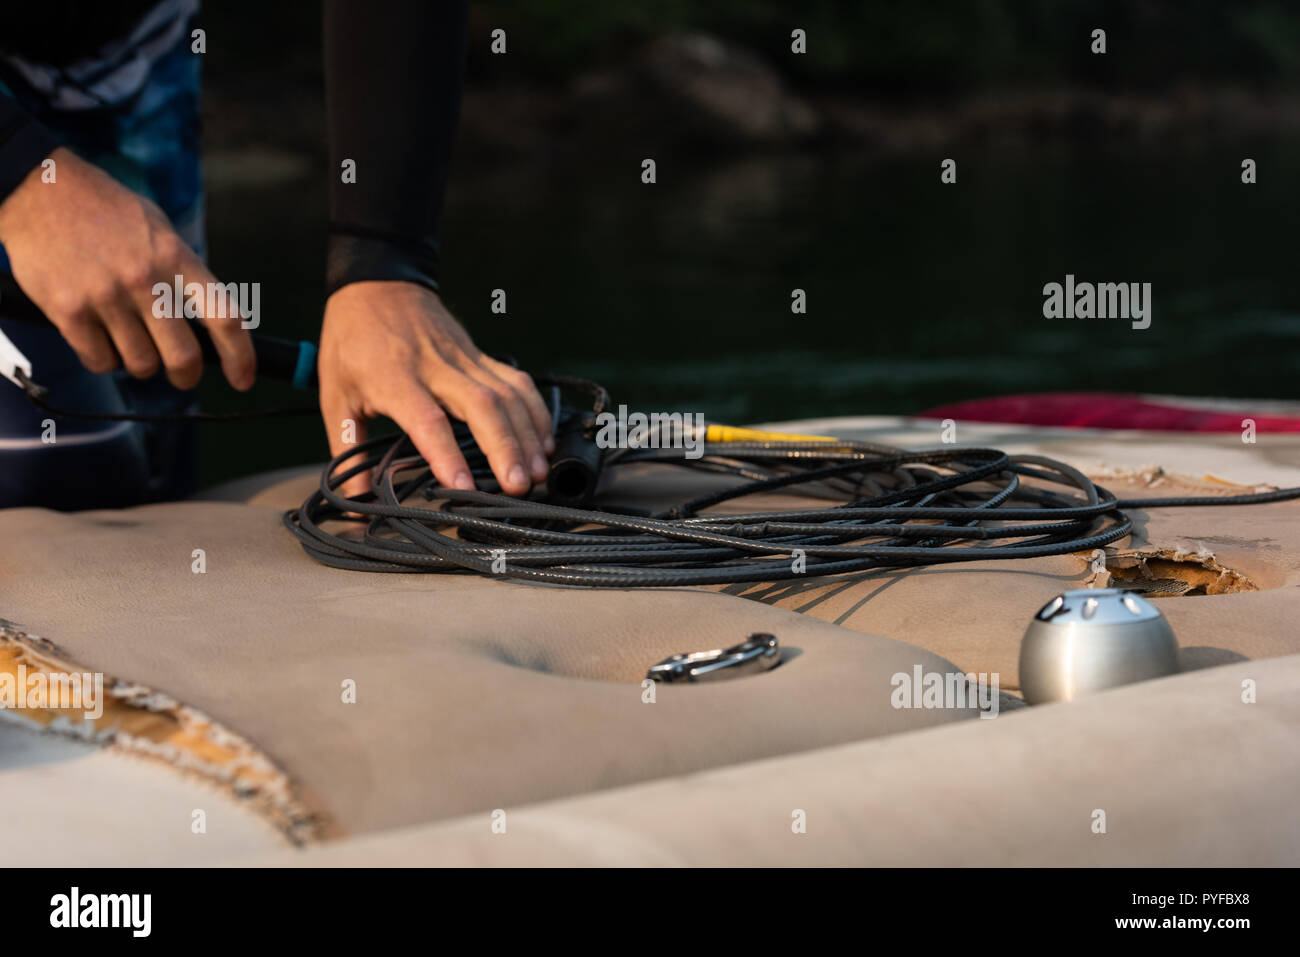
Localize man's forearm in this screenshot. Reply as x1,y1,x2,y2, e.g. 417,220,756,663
322,0,468,298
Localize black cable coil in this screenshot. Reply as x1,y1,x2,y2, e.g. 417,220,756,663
284,376,1300,588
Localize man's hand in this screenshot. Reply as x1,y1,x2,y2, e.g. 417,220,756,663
0,147,254,390
318,281,554,497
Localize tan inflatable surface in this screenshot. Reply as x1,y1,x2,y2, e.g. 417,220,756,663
2,417,1297,864
231,654,1300,867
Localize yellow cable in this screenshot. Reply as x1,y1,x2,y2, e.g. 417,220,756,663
705,424,839,444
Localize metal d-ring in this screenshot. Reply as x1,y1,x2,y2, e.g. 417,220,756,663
646,633,780,684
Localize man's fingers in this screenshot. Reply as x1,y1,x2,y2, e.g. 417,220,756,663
486,359,555,455
468,369,548,484
136,293,204,390
387,383,475,492
172,250,256,391
444,379,531,496
98,300,160,380
58,316,119,374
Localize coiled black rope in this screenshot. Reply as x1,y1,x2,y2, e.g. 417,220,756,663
282,393,1300,587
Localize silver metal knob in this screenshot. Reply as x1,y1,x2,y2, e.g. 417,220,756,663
1018,588,1179,704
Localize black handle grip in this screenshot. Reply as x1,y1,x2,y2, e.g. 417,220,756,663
546,407,605,506
0,274,318,389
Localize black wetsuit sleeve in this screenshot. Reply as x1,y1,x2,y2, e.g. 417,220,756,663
322,0,468,299
0,96,59,205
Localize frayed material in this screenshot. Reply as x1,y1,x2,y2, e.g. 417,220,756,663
1085,547,1257,597
0,619,326,845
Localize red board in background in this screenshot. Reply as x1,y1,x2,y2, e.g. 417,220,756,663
919,393,1300,433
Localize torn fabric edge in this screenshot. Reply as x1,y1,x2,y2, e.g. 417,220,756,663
0,618,328,845
1074,467,1264,596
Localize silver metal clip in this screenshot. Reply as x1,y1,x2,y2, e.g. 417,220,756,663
646,632,780,684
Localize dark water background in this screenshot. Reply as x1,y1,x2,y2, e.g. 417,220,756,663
198,141,1300,485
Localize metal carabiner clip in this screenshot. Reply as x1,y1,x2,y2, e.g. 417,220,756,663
646,633,780,684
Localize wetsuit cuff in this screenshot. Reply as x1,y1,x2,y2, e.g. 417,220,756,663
0,106,60,204
325,230,441,299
